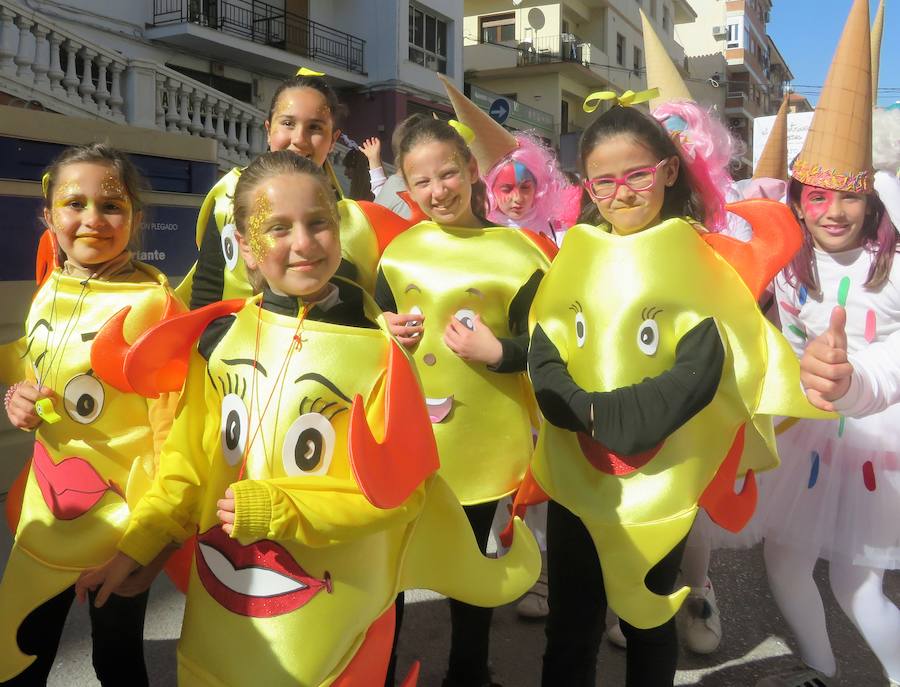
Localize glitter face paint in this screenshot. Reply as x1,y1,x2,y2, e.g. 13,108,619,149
246,189,275,263
266,88,336,165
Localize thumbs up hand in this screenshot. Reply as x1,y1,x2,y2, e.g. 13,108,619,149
800,306,853,411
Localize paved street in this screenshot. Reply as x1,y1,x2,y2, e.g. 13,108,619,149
1,516,895,687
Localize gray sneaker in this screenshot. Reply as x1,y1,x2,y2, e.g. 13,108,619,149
678,578,722,654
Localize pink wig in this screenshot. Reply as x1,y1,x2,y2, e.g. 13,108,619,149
652,101,740,232
484,132,582,236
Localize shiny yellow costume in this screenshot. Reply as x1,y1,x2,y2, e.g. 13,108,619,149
528,202,832,629
378,222,552,505
176,168,408,304
114,283,540,686
0,264,177,680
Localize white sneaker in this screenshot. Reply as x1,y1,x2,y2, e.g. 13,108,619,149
606,619,627,649
516,573,548,619
678,578,722,654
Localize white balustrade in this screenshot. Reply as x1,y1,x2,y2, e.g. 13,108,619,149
0,0,267,169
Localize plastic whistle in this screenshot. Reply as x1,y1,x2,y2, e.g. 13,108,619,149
35,398,62,424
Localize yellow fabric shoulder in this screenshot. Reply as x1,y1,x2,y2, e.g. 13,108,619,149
378,221,551,504
529,215,830,630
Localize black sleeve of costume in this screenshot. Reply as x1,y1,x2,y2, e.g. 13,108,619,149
198,315,237,361
489,269,545,374
529,317,724,456
189,213,226,311
334,258,359,287
374,268,398,313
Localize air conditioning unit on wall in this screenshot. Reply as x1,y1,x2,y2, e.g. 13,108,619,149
712,25,728,38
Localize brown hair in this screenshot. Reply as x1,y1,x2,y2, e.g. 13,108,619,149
392,114,489,226
42,142,148,254
267,75,347,129
232,151,338,292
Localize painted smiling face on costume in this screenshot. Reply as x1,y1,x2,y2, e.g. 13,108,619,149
796,183,869,253
492,161,536,221
44,162,136,268
266,87,340,166
403,139,481,227
236,173,342,299
584,134,678,236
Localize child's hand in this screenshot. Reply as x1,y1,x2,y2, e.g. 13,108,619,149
444,315,503,366
5,382,54,430
800,306,852,411
360,137,382,170
217,488,236,536
115,546,175,597
384,312,425,348
75,551,141,607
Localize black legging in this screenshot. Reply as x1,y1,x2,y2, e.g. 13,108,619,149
1,585,149,687
542,500,685,687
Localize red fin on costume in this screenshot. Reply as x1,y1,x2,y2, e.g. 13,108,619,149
35,230,60,289
348,342,439,509
331,604,395,685
699,424,757,532
519,228,559,260
499,465,550,548
355,201,418,255
92,294,182,394
163,535,195,594
399,662,421,687
121,299,245,398
703,199,803,300
397,191,429,225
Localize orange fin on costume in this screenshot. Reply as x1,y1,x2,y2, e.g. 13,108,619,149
519,228,559,260
35,230,60,289
356,201,418,255
399,662,421,687
92,294,182,393
349,342,439,509
397,191,429,225
499,465,549,548
699,424,757,532
121,299,245,398
163,535,195,594
703,199,802,299
331,604,396,685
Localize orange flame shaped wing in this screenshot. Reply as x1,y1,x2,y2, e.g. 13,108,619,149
91,293,182,393
499,465,550,548
355,200,419,256
699,424,757,532
703,199,803,299
348,342,439,509
117,299,245,398
397,191,429,225
35,229,60,289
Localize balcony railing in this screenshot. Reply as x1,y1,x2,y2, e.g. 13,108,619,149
513,34,589,67
152,0,365,74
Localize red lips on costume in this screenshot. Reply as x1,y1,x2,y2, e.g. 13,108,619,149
31,441,117,520
577,433,663,476
195,525,332,618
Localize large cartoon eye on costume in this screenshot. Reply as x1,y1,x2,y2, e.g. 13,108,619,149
454,309,477,331
221,223,239,271
637,319,660,356
575,312,587,348
63,374,104,424
221,394,249,466
282,413,335,477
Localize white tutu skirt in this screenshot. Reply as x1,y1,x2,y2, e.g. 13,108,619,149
752,409,900,569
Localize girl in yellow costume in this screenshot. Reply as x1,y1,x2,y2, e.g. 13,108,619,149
182,69,415,309
76,152,540,687
522,102,828,687
376,115,554,687
0,144,181,685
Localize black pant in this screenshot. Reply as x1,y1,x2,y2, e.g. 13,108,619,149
542,500,684,687
1,585,149,687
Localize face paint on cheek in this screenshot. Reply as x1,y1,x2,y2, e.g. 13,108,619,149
246,191,275,262
801,186,833,224
99,174,126,199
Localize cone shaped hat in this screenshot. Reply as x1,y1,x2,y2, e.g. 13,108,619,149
437,74,517,174
792,0,873,193
871,0,885,96
640,9,693,109
754,94,789,180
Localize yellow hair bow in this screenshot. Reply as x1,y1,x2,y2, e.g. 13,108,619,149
582,87,660,113
296,67,325,77
41,172,51,198
448,119,475,145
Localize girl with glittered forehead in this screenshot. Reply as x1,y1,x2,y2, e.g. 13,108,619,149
180,68,416,311
0,143,182,685
75,151,541,686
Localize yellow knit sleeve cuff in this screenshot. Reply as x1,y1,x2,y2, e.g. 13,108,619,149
118,523,174,567
230,480,273,541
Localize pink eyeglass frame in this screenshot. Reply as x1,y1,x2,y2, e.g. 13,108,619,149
583,159,669,201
